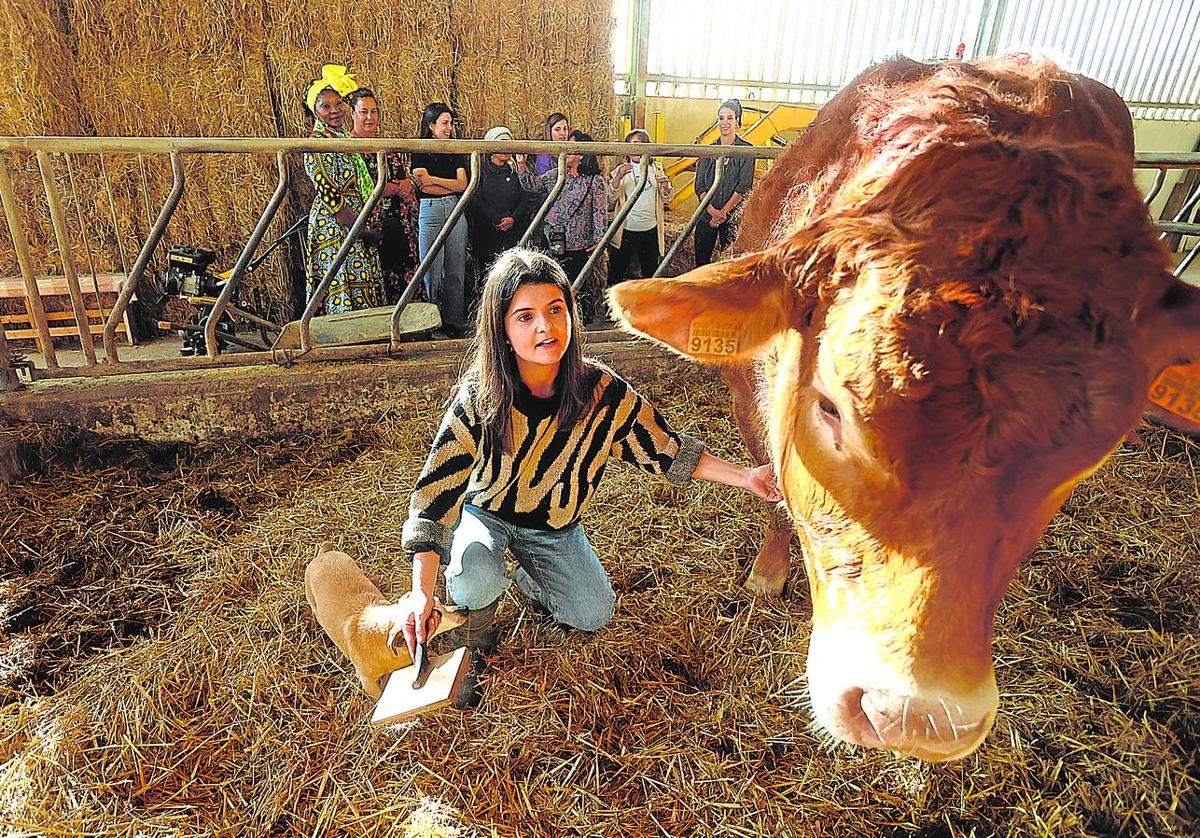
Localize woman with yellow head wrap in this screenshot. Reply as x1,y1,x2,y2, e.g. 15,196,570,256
305,65,358,134
302,65,384,314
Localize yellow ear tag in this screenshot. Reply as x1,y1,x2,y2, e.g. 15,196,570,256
1149,363,1200,423
687,320,740,356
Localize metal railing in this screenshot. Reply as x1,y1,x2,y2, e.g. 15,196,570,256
0,136,777,386
0,134,1196,390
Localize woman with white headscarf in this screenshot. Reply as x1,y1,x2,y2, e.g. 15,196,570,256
468,126,531,281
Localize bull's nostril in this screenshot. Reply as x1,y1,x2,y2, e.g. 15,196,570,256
835,687,886,748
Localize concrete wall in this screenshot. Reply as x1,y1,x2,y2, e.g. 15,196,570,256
0,337,680,448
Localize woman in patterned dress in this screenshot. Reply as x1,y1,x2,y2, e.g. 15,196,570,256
347,87,422,304
302,65,384,314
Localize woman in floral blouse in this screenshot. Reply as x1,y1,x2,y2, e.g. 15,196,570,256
516,130,609,322
348,88,421,304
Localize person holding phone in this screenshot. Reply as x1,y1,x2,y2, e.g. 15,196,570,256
608,128,674,284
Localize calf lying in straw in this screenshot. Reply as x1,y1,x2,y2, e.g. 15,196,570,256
305,541,464,698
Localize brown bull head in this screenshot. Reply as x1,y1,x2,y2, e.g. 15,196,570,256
610,135,1200,761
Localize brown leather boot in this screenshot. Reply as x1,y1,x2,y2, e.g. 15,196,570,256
440,599,500,654
442,600,500,710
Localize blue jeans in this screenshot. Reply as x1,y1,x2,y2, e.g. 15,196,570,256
417,195,468,330
444,505,616,632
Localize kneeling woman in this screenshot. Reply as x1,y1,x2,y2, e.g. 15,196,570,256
399,249,779,702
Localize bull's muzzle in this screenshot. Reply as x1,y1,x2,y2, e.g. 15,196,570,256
807,624,999,761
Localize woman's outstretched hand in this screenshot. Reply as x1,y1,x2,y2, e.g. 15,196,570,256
746,463,783,503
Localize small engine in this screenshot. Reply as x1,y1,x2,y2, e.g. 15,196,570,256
161,245,223,299
151,217,303,357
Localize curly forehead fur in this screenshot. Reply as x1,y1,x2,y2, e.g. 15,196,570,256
772,57,1169,469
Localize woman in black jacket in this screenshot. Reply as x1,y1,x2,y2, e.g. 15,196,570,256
468,127,531,309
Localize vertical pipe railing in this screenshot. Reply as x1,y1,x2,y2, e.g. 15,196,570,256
519,154,568,247
572,154,651,293
390,152,482,346
37,151,97,366
1161,177,1200,240
0,153,58,369
103,152,185,363
205,151,289,358
1173,239,1200,277
137,154,154,230
65,153,110,326
0,320,16,390
1144,168,1167,205
99,154,130,275
300,149,389,353
653,155,726,277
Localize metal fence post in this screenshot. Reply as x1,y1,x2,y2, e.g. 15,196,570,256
0,153,58,369
103,151,186,363
37,151,97,365
205,151,289,358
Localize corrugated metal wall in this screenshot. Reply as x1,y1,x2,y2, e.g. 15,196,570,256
614,0,1200,120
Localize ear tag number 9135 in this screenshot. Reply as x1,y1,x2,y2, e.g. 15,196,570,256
687,321,740,357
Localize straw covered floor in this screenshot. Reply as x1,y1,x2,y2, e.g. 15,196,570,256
1,359,1198,835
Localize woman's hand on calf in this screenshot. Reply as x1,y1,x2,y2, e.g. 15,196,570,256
399,590,442,657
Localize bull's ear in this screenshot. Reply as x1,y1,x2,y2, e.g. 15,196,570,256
1141,276,1200,371
1139,276,1200,435
607,251,793,364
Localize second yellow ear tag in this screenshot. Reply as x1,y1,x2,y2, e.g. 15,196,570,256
687,320,740,356
1149,363,1200,423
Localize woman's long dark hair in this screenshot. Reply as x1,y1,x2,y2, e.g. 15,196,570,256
543,111,569,140
419,102,454,139
569,130,601,177
468,249,593,453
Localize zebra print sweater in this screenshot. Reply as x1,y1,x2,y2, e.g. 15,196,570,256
401,363,704,556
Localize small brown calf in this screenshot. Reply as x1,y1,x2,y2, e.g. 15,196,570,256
304,542,463,698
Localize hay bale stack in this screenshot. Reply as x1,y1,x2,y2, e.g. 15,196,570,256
67,0,278,138
64,0,293,311
451,0,617,139
266,0,456,137
0,0,92,278
0,0,617,315
0,0,87,136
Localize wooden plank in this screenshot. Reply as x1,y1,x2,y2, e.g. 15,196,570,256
1,309,109,324
1,302,132,346
0,273,126,298
1,323,126,340
274,302,441,350
370,646,469,725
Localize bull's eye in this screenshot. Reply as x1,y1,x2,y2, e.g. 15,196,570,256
817,395,841,420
